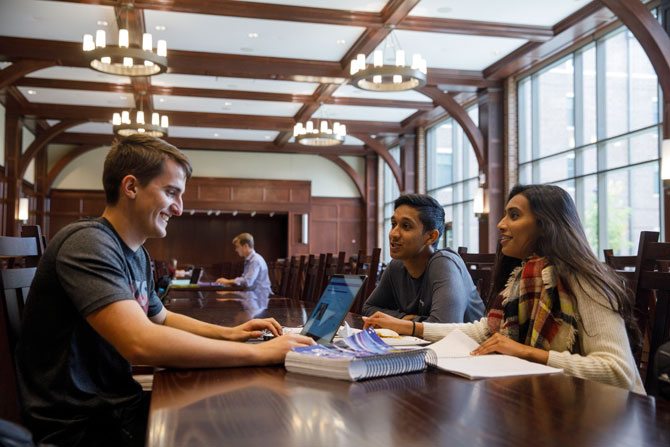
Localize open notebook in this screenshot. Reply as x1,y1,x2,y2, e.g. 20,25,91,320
429,330,562,379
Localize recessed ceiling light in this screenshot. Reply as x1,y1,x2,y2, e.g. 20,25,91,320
248,32,259,39
265,136,271,140
240,47,254,52
214,132,219,137
119,95,127,100
97,20,108,26
159,98,165,103
155,25,166,31
27,89,37,95
336,39,346,45
224,101,232,106
437,7,452,13
492,50,501,55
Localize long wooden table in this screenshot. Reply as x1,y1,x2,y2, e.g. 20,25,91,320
148,290,670,446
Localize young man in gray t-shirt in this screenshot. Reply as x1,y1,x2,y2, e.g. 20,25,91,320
363,194,484,324
16,135,313,446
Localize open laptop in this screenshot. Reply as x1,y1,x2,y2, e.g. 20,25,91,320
300,274,366,345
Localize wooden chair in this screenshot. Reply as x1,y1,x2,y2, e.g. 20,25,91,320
628,231,670,395
603,248,639,291
285,256,306,300
457,247,495,306
277,257,291,297
0,233,41,422
350,248,382,315
20,225,46,268
300,255,322,303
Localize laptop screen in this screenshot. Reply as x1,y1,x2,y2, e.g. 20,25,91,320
189,267,203,285
301,274,366,345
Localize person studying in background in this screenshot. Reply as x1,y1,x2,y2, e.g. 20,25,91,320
363,194,484,324
216,233,271,291
15,135,313,447
364,184,644,393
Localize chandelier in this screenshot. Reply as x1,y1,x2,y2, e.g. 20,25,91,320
82,3,167,76
113,94,168,137
350,30,427,92
293,119,346,146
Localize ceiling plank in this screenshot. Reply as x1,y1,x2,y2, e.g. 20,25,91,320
52,0,383,28
397,17,553,41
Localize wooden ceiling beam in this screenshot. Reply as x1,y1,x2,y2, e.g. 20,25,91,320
52,0,383,28
15,78,434,109
19,103,402,134
0,37,494,87
483,1,615,79
397,17,553,41
341,0,420,69
0,59,55,90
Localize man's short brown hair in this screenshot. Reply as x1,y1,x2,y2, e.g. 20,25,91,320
233,233,254,248
103,134,193,205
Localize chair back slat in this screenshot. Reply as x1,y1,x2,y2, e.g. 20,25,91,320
336,251,346,274
457,247,495,305
0,230,42,423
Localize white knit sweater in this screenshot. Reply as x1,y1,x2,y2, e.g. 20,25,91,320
423,274,646,394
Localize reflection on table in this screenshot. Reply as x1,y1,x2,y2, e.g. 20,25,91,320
149,290,670,447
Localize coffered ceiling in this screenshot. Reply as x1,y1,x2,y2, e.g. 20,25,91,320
0,0,619,156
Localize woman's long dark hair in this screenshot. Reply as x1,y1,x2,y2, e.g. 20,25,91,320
486,184,641,350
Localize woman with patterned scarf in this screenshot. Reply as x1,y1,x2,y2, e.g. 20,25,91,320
364,184,645,394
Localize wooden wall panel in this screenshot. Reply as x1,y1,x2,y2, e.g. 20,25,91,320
143,213,288,275
310,197,363,258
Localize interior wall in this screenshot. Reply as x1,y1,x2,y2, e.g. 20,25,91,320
50,146,364,199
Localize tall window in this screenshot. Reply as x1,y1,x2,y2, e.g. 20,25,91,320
382,146,400,263
426,105,480,252
518,26,661,256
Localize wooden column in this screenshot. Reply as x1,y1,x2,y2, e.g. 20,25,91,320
416,127,426,194
478,88,505,252
400,134,416,194
34,142,48,233
364,154,378,251
4,96,22,237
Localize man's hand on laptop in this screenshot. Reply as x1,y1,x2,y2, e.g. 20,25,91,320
254,333,316,364
224,317,283,341
215,277,235,285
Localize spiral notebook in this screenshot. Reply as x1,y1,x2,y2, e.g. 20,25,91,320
285,328,436,381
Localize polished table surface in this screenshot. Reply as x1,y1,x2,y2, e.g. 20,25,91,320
149,290,670,446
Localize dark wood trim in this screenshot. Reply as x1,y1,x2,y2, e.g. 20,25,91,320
19,120,86,179
416,86,485,166
599,0,670,101
483,1,615,79
46,144,99,192
320,155,366,200
0,59,54,90
354,133,404,192
397,17,554,41
340,0,420,69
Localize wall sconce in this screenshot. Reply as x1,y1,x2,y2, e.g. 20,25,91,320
662,139,670,188
18,197,29,222
301,213,309,244
473,187,487,220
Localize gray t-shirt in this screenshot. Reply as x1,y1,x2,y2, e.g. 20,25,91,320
362,249,484,323
16,218,163,443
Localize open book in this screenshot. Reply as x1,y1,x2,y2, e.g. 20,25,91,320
285,328,436,381
429,330,563,379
